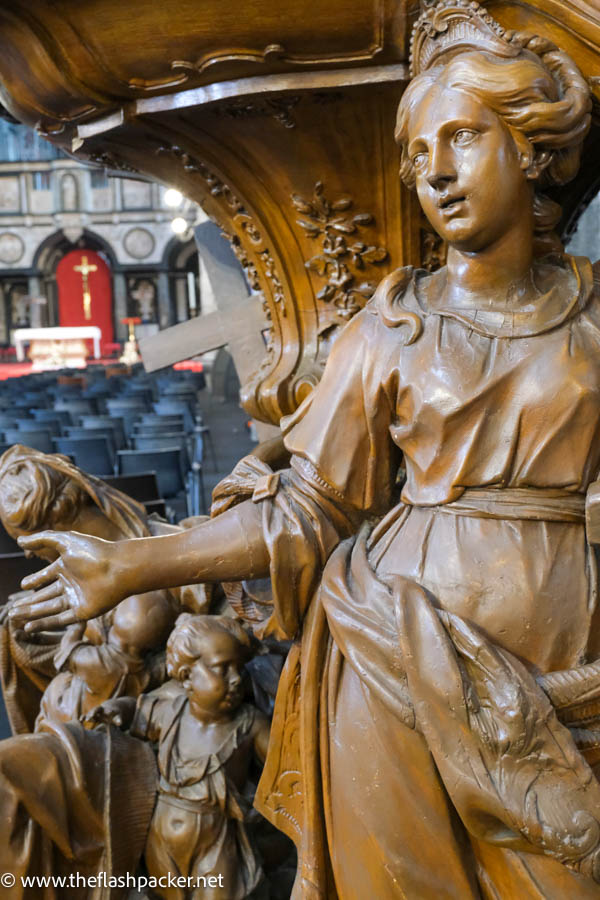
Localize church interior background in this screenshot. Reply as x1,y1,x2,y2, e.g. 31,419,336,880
0,110,598,364
0,117,215,352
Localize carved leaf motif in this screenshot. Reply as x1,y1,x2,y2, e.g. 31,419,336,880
317,284,336,302
297,219,321,236
291,195,315,215
354,282,377,297
331,198,353,212
305,256,329,277
353,213,373,226
312,181,331,218
330,220,357,234
361,247,389,264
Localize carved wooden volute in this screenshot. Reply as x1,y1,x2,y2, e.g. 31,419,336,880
0,0,598,423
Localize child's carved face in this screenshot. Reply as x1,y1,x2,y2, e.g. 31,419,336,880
181,631,244,717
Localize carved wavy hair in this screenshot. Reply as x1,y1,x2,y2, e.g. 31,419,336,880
0,453,87,536
395,40,591,253
166,613,255,680
0,444,149,539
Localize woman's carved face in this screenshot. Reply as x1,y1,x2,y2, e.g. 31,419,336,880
406,84,531,252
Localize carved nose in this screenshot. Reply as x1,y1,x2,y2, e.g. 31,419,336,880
427,170,454,190
426,144,455,190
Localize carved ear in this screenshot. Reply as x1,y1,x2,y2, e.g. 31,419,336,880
179,665,190,683
524,150,552,180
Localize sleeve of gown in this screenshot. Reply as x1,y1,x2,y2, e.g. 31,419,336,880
281,305,401,516
130,690,163,742
252,305,402,640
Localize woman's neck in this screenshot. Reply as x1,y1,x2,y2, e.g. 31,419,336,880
442,219,537,310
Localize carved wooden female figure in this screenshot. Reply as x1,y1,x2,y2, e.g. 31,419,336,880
13,3,600,897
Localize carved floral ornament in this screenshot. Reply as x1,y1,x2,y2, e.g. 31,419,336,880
85,151,139,175
209,96,301,129
293,181,389,317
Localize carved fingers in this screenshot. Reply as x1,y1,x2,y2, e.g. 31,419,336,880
9,591,77,632
18,530,70,564
11,530,123,629
84,703,123,728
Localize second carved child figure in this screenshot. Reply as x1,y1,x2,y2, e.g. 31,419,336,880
90,614,271,900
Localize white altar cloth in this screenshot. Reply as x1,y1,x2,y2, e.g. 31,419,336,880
13,327,102,364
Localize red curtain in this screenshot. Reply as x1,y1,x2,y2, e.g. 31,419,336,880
56,249,114,351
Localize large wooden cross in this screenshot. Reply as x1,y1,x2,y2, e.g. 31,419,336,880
138,297,267,383
73,255,97,320
138,223,274,435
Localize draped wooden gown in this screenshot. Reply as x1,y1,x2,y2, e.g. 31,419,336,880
252,254,600,899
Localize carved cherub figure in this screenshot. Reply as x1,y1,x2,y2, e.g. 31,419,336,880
36,591,172,730
90,614,270,900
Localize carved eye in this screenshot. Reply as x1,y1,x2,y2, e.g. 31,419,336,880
209,662,226,675
412,151,428,170
453,129,477,146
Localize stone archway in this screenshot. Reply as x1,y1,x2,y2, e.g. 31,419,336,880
32,228,118,330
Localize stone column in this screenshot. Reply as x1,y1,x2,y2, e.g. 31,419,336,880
174,276,188,323
156,270,172,328
113,272,128,341
0,284,7,343
28,276,44,326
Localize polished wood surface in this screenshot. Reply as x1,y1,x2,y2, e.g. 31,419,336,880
1,0,598,423
4,2,600,897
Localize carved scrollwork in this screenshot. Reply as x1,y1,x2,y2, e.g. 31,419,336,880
85,151,139,174
293,181,389,318
210,96,301,129
156,143,288,323
169,32,385,82
171,43,288,77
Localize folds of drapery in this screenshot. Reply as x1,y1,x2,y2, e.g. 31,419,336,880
0,610,60,733
0,721,157,899
322,528,600,887
244,463,600,896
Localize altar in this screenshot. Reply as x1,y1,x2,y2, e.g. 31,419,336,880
13,326,102,370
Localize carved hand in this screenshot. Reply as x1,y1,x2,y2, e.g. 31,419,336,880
10,531,129,632
9,501,270,633
84,696,136,729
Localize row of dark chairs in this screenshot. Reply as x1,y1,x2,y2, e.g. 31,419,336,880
0,366,211,519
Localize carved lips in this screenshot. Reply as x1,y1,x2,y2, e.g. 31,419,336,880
437,194,467,213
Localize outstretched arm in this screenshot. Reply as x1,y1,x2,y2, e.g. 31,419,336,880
11,499,269,632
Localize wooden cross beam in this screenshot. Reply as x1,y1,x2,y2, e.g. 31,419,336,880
139,221,281,439
139,220,271,383
138,298,267,381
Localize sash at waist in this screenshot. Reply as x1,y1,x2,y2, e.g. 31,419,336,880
156,790,220,814
426,487,585,523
